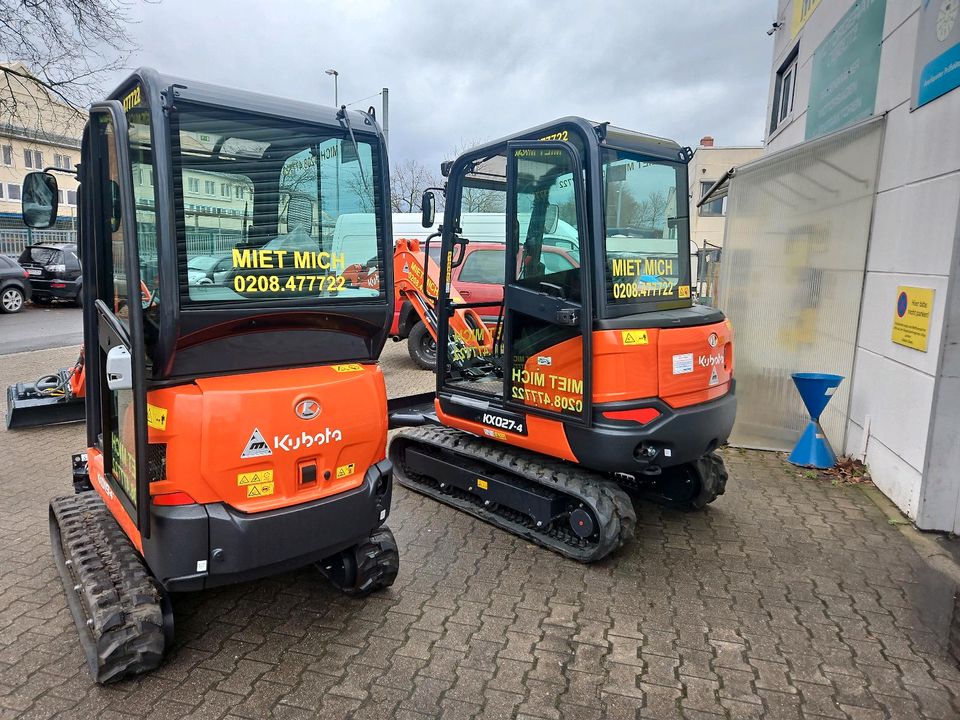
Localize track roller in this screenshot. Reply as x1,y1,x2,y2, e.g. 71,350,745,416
49,492,172,684
319,527,400,597
389,426,635,563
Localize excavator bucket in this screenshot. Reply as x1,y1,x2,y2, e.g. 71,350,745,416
6,369,86,429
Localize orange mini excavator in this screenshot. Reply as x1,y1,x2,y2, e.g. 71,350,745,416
387,118,736,562
18,69,398,682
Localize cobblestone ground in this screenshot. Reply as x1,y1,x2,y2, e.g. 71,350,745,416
2,344,959,719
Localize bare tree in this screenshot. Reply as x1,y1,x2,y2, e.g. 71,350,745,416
443,138,504,213
390,159,439,213
0,0,142,122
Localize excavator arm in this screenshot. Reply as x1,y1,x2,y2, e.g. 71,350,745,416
393,237,496,377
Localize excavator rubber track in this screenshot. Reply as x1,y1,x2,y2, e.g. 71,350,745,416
49,492,172,684
389,426,636,563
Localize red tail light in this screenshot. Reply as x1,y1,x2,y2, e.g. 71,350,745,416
153,491,196,506
22,270,28,278
51,282,67,289
602,408,661,424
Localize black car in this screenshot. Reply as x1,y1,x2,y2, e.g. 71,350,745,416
0,255,32,313
17,243,83,305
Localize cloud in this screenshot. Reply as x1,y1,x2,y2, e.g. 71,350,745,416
111,0,772,170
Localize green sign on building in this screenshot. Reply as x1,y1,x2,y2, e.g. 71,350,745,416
805,0,886,140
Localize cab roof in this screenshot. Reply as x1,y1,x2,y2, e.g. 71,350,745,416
111,68,381,135
461,116,685,164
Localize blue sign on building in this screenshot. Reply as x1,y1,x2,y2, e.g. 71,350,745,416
912,0,960,109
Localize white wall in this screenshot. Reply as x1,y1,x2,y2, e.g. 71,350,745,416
765,0,960,528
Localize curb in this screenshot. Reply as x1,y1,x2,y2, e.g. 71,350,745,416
858,483,960,586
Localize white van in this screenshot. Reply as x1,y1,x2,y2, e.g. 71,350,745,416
391,212,580,259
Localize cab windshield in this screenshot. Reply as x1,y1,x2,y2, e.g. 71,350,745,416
171,101,384,304
601,149,688,306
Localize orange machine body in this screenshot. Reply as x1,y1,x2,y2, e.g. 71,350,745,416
436,320,734,471
91,363,389,552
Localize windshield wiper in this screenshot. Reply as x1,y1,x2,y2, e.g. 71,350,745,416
337,107,369,193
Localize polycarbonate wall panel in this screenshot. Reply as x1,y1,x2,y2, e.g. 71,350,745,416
718,117,884,451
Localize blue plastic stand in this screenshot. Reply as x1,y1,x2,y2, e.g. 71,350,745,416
787,372,844,468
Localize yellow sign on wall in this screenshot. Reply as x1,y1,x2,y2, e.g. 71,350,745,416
792,0,822,38
891,286,935,352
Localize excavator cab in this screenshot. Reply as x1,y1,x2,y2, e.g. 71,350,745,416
22,69,398,683
390,118,736,561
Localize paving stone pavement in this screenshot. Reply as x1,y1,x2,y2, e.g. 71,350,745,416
1,343,960,719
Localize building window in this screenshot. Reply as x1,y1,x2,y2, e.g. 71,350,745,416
1,145,11,165
187,177,200,193
23,149,32,168
221,182,230,197
235,185,245,199
64,155,72,170
58,189,65,203
67,190,77,205
204,180,215,195
8,184,21,200
54,153,63,169
699,181,726,216
770,45,799,135
33,150,43,169
0,184,4,199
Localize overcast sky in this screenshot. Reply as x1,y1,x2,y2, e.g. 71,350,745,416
108,0,774,172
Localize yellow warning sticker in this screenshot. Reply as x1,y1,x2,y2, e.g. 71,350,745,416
678,285,691,299
476,478,488,490
246,482,274,498
237,469,274,486
331,363,364,373
147,404,167,430
621,330,649,346
336,463,356,479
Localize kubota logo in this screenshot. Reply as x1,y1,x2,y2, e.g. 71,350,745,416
698,353,724,368
274,428,343,452
295,398,321,420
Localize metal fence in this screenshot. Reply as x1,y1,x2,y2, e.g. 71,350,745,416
0,229,77,257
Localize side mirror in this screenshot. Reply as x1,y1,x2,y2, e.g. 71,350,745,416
544,203,560,234
22,171,58,229
421,190,435,228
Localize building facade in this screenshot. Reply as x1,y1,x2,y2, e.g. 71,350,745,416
0,63,83,226
737,0,960,530
688,137,762,251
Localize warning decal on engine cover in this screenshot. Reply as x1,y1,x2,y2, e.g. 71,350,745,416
146,404,167,430
238,469,274,486
246,482,274,498
241,427,273,458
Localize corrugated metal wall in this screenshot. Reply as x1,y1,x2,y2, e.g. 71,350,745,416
718,117,885,451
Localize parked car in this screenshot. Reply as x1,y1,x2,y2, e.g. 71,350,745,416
0,255,32,313
17,243,82,306
187,253,234,285
394,242,579,369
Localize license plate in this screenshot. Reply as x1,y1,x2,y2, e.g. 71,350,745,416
27,268,41,276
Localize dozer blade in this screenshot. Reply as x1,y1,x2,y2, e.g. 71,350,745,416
49,492,172,684
6,382,85,430
389,426,636,563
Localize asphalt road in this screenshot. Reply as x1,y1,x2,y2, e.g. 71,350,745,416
0,303,83,355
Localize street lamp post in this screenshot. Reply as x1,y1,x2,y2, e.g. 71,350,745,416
325,68,339,107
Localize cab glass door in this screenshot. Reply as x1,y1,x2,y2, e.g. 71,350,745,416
89,102,150,533
503,142,590,424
